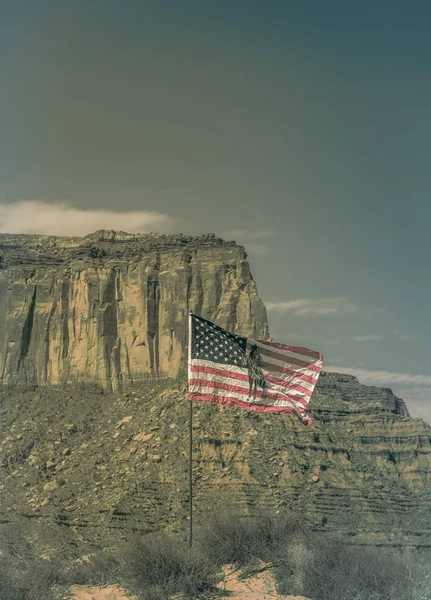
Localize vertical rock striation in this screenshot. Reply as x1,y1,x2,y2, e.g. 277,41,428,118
0,231,268,388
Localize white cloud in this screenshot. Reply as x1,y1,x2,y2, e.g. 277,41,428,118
0,200,175,236
324,365,431,387
220,229,277,254
352,335,381,342
397,387,431,423
266,298,359,316
398,387,431,405
363,306,388,319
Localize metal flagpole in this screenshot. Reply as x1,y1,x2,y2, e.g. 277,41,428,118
188,311,193,547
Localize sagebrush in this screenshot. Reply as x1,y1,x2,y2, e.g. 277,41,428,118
1,511,429,600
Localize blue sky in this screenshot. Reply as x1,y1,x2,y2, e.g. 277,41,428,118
1,1,430,422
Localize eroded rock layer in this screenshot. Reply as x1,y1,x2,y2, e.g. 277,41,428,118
0,231,268,387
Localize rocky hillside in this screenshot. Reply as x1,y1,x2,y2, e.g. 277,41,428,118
0,231,268,388
1,373,430,561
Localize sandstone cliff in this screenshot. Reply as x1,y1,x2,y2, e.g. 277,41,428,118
0,231,268,388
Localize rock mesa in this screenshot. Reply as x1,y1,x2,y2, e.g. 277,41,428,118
0,231,268,388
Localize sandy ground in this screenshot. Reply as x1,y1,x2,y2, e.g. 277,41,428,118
218,564,310,599
69,566,311,600
69,585,135,600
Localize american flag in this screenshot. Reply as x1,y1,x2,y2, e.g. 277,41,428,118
188,314,323,425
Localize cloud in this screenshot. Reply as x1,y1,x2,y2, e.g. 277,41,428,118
396,387,431,423
324,365,431,387
0,200,175,236
266,298,359,316
363,306,388,319
220,229,277,254
324,340,340,345
352,335,381,342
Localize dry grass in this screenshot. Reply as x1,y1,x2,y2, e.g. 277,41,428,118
0,512,429,600
117,532,221,600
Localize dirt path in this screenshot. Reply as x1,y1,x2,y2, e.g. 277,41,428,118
69,586,136,600
218,565,310,599
70,567,311,600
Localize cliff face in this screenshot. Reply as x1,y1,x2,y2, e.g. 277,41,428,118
0,231,268,387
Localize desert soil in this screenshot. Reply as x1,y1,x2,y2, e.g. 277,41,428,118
69,565,311,599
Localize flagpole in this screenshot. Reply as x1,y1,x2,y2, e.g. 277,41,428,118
188,311,193,547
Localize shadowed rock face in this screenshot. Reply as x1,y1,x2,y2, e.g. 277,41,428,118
0,231,268,388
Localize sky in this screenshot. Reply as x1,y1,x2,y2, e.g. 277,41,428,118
0,1,430,422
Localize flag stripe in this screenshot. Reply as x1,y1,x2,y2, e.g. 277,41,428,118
189,377,310,406
261,359,321,378
188,385,307,410
190,359,319,386
189,364,314,399
259,350,323,372
250,338,322,360
187,393,312,419
264,368,319,388
190,363,316,393
249,339,322,363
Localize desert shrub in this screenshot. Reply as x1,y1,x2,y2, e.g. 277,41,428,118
0,556,64,600
1,511,429,600
88,246,107,259
0,559,27,600
275,533,428,600
118,531,220,600
196,509,301,567
57,550,122,587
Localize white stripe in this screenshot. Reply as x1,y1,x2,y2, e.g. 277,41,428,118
190,370,312,402
249,340,321,365
266,379,313,398
263,369,318,391
260,352,323,372
189,384,306,411
190,359,317,395
190,359,248,376
190,358,319,382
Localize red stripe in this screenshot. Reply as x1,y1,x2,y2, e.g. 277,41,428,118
264,369,318,388
190,364,248,382
190,364,314,399
188,392,313,424
264,374,313,398
250,338,322,360
258,347,319,370
262,358,321,375
189,378,309,407
190,361,319,387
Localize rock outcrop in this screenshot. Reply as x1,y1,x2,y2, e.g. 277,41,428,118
0,231,268,388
